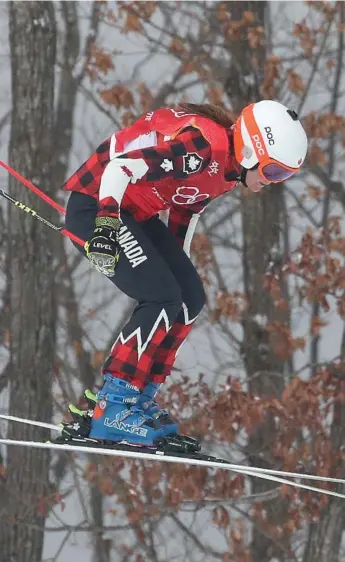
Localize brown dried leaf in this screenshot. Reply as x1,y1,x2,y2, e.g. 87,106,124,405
292,21,316,57
224,19,247,41
213,506,230,528
216,2,229,22
124,11,143,33
329,237,345,256
247,26,265,49
337,294,345,319
0,464,7,481
232,379,243,392
169,37,186,56
231,527,242,543
287,70,305,94
307,185,323,201
72,339,82,358
291,337,306,352
136,1,157,20
100,85,134,108
181,60,196,74
121,111,136,127
86,44,114,82
55,493,66,512
243,11,255,23
262,56,281,98
106,9,117,24
3,329,10,345
267,322,303,359
307,143,326,165
215,290,246,321
136,82,153,112
92,349,107,369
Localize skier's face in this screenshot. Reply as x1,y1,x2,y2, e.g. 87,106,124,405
245,168,271,192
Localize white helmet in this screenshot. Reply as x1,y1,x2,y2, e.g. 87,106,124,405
233,100,308,182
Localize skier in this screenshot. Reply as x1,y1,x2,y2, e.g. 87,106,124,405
63,100,308,450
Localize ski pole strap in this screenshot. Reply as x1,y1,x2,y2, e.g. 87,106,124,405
0,160,66,216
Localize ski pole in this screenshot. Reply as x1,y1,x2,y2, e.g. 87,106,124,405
0,189,85,247
0,160,66,216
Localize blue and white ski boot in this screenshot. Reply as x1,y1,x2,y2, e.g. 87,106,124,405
88,374,175,446
137,382,178,434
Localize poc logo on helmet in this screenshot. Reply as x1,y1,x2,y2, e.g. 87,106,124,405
264,126,275,145
251,134,265,156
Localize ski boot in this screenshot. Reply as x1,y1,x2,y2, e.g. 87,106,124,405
57,380,200,453
58,380,167,447
137,382,201,452
88,374,176,446
137,382,178,432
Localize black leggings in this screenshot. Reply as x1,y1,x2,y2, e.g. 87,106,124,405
65,192,206,388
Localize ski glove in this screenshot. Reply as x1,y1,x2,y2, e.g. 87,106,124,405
85,216,121,277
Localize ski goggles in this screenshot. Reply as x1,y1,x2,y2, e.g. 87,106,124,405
257,160,299,183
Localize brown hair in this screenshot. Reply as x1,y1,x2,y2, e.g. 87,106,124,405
177,103,234,128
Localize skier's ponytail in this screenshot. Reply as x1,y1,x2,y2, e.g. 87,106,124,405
177,103,234,128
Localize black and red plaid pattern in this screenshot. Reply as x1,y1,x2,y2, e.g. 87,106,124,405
103,316,172,390
64,138,111,197
119,126,210,182
64,125,241,240
167,207,197,248
96,128,212,219
64,128,213,216
97,196,119,218
149,320,195,383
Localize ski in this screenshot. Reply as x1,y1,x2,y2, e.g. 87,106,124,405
0,413,61,432
0,417,345,499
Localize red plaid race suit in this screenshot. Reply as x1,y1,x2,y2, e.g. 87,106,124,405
64,108,241,388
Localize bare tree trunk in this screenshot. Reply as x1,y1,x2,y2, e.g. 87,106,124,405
241,185,290,561
0,3,56,561
220,2,291,560
51,4,111,560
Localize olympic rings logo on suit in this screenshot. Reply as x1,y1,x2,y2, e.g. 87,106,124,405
172,186,209,205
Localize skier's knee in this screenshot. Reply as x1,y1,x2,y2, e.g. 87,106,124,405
162,280,183,310
184,274,206,318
